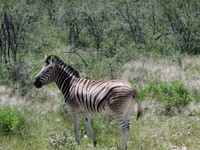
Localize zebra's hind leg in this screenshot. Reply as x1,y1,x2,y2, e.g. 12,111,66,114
71,111,80,145
82,112,97,147
116,114,130,150
113,98,134,149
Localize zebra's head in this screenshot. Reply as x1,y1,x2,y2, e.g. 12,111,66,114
33,55,58,88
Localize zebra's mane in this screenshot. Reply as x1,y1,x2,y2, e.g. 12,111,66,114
45,55,80,78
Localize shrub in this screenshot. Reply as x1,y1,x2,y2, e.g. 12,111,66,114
141,80,191,114
48,132,79,150
0,106,27,135
0,64,12,85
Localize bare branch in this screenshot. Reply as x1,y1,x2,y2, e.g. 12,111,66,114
64,51,88,67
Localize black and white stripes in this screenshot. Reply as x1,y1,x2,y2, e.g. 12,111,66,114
33,55,142,149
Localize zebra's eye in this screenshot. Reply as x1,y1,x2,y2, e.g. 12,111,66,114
45,62,49,66
44,62,49,67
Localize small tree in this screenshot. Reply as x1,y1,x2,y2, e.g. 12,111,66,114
81,2,109,51
0,12,19,63
158,0,200,54
0,1,40,64
55,1,84,48
115,0,148,43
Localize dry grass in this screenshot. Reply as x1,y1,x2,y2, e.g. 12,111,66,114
122,55,200,89
0,85,28,108
0,83,62,116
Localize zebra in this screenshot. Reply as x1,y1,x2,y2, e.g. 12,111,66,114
33,55,142,149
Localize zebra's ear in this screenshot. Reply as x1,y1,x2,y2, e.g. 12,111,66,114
45,54,47,59
49,56,56,65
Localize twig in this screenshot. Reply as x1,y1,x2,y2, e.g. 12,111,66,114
64,51,88,67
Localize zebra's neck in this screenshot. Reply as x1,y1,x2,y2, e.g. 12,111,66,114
55,61,79,99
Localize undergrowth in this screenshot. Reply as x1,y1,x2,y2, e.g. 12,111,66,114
139,80,191,114
0,106,27,136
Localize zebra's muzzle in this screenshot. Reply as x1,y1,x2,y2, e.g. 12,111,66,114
33,77,43,88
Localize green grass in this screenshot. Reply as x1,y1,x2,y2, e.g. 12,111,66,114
0,105,200,150
129,113,200,150
191,88,200,103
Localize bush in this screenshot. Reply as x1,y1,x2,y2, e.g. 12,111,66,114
0,106,27,135
0,64,12,85
141,80,191,114
48,132,79,150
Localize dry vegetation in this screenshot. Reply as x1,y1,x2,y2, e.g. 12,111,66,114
122,55,200,88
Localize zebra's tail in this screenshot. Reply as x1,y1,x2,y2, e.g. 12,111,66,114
133,90,142,120
136,99,142,120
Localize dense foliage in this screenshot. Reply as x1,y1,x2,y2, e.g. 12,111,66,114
0,106,26,135
140,80,191,114
0,0,200,62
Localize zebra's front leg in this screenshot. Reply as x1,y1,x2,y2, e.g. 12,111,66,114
82,113,97,147
71,111,80,145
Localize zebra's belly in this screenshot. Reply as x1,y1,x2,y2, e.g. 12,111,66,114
79,104,112,115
